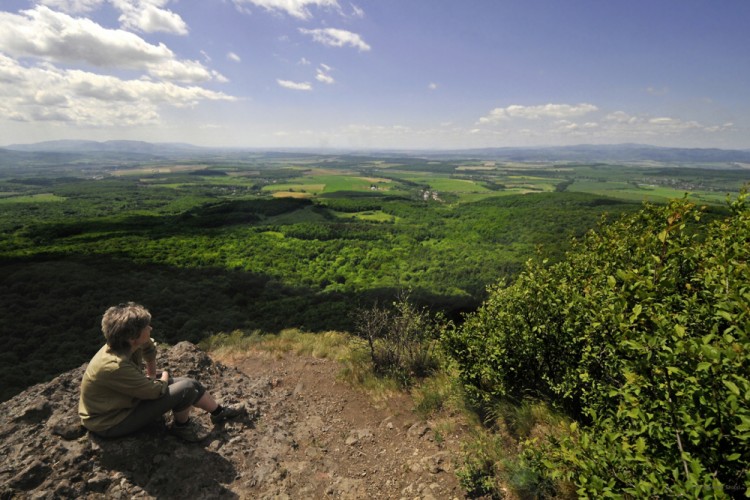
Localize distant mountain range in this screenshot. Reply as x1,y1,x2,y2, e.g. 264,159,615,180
3,140,210,155
2,140,750,165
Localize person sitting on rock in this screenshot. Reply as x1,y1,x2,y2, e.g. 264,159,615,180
78,302,245,442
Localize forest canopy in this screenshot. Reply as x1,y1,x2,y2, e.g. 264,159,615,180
0,154,744,404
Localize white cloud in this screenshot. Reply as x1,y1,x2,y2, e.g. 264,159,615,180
233,0,340,20
349,3,365,18
428,82,438,90
40,0,189,34
479,103,598,123
649,117,688,126
37,0,105,13
598,112,732,139
227,52,242,62
298,57,311,65
277,79,312,90
603,112,711,136
0,54,235,126
0,6,169,67
299,28,371,51
316,73,334,84
316,64,334,84
604,111,638,124
0,7,220,82
0,5,233,130
471,103,734,145
114,1,189,35
149,59,228,83
704,122,734,133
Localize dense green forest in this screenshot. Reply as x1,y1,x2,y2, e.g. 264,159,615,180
0,153,746,402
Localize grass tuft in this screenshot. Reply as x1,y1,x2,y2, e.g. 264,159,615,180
199,328,353,361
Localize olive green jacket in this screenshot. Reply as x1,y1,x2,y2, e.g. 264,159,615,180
78,339,167,432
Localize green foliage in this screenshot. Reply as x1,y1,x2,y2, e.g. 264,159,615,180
456,431,504,499
0,185,645,402
555,178,574,192
454,395,574,498
4,154,737,407
353,294,445,386
199,328,353,360
445,190,750,496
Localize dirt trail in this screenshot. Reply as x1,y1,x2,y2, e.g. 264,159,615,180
222,350,466,499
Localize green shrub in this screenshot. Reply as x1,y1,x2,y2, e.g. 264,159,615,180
353,294,445,386
444,190,750,496
456,431,506,498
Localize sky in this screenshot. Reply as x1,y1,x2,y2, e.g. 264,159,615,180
1,0,749,150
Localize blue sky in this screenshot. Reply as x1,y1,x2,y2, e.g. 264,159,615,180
1,0,748,149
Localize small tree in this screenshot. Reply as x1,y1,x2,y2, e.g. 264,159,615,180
353,293,443,385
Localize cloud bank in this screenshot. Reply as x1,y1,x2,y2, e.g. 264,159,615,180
38,0,189,34
470,103,735,146
0,4,233,129
0,54,234,126
0,7,220,82
479,103,598,123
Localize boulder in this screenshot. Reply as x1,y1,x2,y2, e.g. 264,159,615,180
0,342,264,499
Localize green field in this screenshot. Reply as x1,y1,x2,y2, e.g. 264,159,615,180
0,193,67,203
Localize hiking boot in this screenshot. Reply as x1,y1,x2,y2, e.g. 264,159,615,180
169,420,208,442
210,404,246,425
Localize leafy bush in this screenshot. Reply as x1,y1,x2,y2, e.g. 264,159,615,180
353,294,445,385
444,191,750,496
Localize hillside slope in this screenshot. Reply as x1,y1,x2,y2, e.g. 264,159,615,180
0,342,465,499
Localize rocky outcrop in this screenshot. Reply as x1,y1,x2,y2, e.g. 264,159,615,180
0,342,465,499
0,342,265,499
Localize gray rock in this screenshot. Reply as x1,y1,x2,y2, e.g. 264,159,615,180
0,342,267,500
8,459,51,490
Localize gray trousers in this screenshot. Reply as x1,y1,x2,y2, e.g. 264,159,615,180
97,377,206,438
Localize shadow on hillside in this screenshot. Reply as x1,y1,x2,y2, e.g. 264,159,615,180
0,254,478,402
22,198,314,241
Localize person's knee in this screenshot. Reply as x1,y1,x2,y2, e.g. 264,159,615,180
170,378,206,409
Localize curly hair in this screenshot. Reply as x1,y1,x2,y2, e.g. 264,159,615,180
102,302,151,354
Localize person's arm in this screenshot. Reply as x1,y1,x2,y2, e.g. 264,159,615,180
105,361,168,400
142,339,158,378
145,358,157,379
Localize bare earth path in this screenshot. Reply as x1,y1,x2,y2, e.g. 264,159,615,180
221,350,466,499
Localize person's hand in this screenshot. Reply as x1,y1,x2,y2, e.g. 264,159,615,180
160,371,169,383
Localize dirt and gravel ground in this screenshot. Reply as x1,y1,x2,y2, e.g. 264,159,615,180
0,342,470,499
216,348,468,499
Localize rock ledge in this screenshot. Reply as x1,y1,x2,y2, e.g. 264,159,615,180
0,342,265,499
